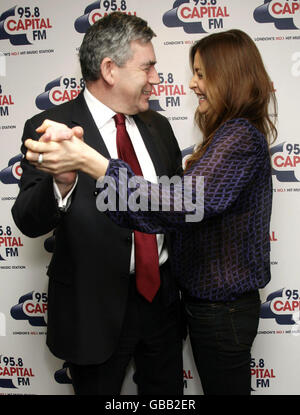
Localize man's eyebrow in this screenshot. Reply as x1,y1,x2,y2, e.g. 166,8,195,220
141,60,157,67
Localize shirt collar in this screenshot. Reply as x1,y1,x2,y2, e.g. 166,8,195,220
83,87,134,128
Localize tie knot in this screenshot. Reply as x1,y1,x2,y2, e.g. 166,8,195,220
114,113,126,126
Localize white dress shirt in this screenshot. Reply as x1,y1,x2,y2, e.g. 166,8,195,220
54,87,168,272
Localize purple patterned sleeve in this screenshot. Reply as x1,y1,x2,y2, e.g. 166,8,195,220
96,118,269,234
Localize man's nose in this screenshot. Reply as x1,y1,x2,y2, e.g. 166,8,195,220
149,67,160,85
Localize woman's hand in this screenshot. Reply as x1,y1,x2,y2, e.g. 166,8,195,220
36,119,84,143
25,119,109,181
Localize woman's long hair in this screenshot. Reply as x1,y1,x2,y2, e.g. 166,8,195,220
185,29,277,171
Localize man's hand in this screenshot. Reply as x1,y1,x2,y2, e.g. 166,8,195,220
34,120,84,196
25,119,109,181
25,135,85,174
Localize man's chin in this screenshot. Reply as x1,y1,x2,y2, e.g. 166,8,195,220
125,101,150,115
138,101,150,113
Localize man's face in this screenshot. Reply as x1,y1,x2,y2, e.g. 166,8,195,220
113,40,160,114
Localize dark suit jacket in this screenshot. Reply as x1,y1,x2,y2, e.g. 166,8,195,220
11,91,182,365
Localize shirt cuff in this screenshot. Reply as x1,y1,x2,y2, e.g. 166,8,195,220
53,175,78,211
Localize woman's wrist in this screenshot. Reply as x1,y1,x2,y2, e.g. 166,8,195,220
80,145,109,179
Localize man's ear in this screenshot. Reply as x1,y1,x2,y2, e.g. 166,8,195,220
100,57,117,86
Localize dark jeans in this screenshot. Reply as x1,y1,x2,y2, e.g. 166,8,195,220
184,290,261,395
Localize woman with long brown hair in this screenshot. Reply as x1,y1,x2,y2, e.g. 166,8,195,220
187,29,277,169
24,29,277,395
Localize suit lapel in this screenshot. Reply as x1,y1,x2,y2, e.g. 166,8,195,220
70,91,111,159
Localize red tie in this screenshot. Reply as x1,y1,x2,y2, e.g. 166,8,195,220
114,113,160,302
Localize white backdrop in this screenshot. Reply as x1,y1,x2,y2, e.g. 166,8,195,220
0,0,299,395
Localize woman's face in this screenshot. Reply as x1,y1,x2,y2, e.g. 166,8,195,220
189,50,210,114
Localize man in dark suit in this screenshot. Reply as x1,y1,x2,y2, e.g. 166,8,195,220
12,12,183,395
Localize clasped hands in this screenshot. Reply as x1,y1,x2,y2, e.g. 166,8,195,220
25,120,109,185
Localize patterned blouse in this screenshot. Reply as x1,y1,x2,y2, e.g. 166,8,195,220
98,118,272,301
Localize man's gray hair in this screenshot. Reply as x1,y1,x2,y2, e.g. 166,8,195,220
79,12,156,82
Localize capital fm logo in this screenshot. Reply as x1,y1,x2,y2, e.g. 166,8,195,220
0,354,35,389
54,362,72,385
0,4,53,46
36,76,84,110
271,142,300,182
183,368,194,389
0,154,22,185
163,0,230,34
149,72,187,112
10,291,47,327
181,144,196,169
254,0,300,30
0,225,24,262
74,0,136,34
251,357,276,391
0,84,15,117
260,288,300,325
